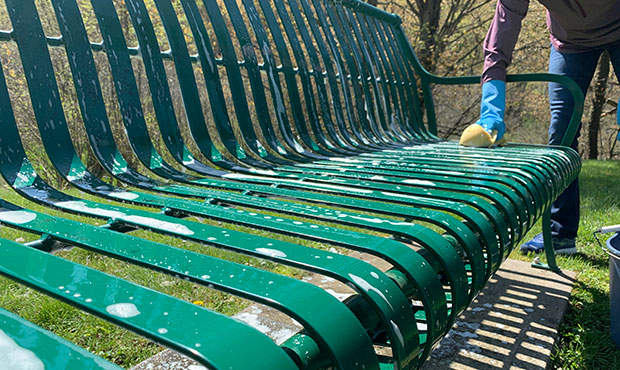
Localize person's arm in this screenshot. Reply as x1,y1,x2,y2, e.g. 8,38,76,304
482,0,529,84
477,0,529,140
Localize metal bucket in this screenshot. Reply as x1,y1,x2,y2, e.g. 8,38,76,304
607,232,620,349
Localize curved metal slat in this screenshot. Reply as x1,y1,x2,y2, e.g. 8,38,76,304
0,307,122,370
281,0,356,154
0,236,299,370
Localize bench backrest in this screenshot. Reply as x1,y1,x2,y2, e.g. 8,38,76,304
0,0,433,182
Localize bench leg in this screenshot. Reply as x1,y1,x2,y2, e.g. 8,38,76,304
531,207,562,273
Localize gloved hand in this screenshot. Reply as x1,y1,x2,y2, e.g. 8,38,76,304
477,80,506,140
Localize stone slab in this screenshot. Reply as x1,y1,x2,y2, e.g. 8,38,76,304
420,259,576,370
131,258,575,370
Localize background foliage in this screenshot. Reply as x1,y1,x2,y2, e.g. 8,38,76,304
375,0,620,159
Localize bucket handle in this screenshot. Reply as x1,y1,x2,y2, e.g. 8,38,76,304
598,225,620,234
594,225,620,261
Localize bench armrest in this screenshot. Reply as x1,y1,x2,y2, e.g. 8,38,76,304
423,73,584,147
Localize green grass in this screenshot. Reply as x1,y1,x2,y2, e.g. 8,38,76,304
1,161,619,368
509,160,620,369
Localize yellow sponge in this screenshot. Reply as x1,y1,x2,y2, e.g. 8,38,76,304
459,123,506,147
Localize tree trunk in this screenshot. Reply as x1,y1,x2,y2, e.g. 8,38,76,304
586,51,610,159
414,1,441,74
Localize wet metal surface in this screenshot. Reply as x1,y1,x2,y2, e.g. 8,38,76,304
132,258,575,370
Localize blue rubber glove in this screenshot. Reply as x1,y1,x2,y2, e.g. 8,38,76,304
617,98,620,140
477,80,506,140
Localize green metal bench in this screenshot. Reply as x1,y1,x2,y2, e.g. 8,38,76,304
0,0,582,368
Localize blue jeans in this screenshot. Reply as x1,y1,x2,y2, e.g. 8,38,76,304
548,44,620,239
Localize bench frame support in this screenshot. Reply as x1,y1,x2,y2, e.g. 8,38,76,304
531,208,561,273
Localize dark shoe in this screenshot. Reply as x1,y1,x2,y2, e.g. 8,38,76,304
520,233,577,255
554,237,578,255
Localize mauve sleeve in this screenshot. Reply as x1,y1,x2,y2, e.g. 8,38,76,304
481,0,529,84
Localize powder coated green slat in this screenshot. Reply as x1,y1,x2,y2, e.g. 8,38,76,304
355,12,412,142
209,170,506,273
359,150,554,206
312,0,379,149
0,237,299,370
419,144,572,192
148,0,231,168
339,3,398,146
270,0,338,155
123,0,200,170
180,179,488,296
374,149,557,203
383,21,431,138
210,0,294,165
388,22,439,138
88,0,212,182
275,162,526,246
368,14,420,141
249,0,331,158
50,0,209,195
175,0,253,166
236,0,319,160
293,0,367,150
361,16,416,139
323,0,386,147
348,155,543,209
294,0,363,151
358,149,551,197
283,0,356,154
339,6,400,145
124,0,255,173
373,17,424,141
0,307,122,370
